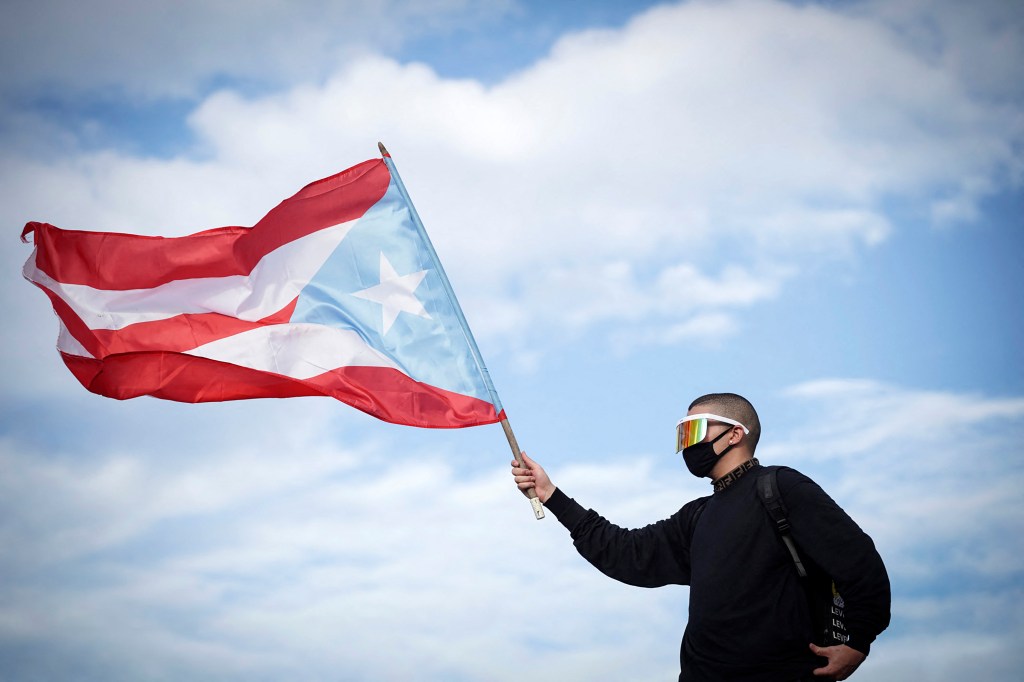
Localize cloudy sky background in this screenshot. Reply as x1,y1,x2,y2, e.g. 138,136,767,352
1,0,1021,680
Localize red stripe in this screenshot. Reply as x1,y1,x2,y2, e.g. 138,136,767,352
306,366,502,428
90,298,299,355
29,279,298,357
34,282,105,358
61,352,502,428
25,159,390,290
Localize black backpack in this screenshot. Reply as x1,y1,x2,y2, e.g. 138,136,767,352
756,468,849,647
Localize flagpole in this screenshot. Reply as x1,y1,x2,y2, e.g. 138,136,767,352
378,142,544,520
500,417,546,520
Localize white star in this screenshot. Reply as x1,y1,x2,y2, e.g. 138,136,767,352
352,253,431,334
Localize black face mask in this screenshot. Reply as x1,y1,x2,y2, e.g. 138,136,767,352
682,426,735,478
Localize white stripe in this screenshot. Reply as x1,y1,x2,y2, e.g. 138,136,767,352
57,321,94,358
184,323,401,380
25,219,357,331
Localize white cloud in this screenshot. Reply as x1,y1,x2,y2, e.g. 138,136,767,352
0,417,694,680
763,379,1024,674
0,0,515,99
1,3,1021,680
612,312,739,355
4,0,1020,377
859,0,1024,102
0,402,359,564
1,379,1021,680
866,630,1024,681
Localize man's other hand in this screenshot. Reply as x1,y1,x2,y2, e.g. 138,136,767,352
810,642,866,681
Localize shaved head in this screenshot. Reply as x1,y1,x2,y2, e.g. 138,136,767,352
688,392,761,451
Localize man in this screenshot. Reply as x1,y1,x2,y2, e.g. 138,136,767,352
511,392,890,681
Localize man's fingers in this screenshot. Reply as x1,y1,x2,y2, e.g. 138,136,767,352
511,451,550,499
512,452,536,472
809,644,836,677
808,643,865,681
511,463,535,487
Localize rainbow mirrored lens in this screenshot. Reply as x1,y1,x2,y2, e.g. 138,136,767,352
677,417,708,452
676,413,751,452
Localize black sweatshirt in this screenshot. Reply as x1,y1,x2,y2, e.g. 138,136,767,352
544,464,890,682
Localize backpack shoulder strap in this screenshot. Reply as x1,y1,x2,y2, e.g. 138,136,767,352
756,469,808,578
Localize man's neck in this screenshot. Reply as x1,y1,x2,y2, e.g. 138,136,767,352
709,450,754,481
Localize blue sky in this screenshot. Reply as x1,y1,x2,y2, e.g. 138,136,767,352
1,1,1022,680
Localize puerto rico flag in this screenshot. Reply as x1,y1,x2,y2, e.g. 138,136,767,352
21,152,505,428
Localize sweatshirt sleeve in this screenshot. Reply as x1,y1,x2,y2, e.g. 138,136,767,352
777,469,891,655
544,487,704,588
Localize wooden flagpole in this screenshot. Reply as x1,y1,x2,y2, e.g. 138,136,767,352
378,142,544,520
501,417,545,520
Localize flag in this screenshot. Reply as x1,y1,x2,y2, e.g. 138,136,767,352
21,153,505,428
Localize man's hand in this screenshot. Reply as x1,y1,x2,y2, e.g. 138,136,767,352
510,451,555,503
810,643,866,681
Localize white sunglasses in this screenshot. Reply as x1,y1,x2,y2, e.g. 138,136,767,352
676,413,749,452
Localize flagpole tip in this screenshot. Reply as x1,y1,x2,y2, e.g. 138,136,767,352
378,141,391,158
